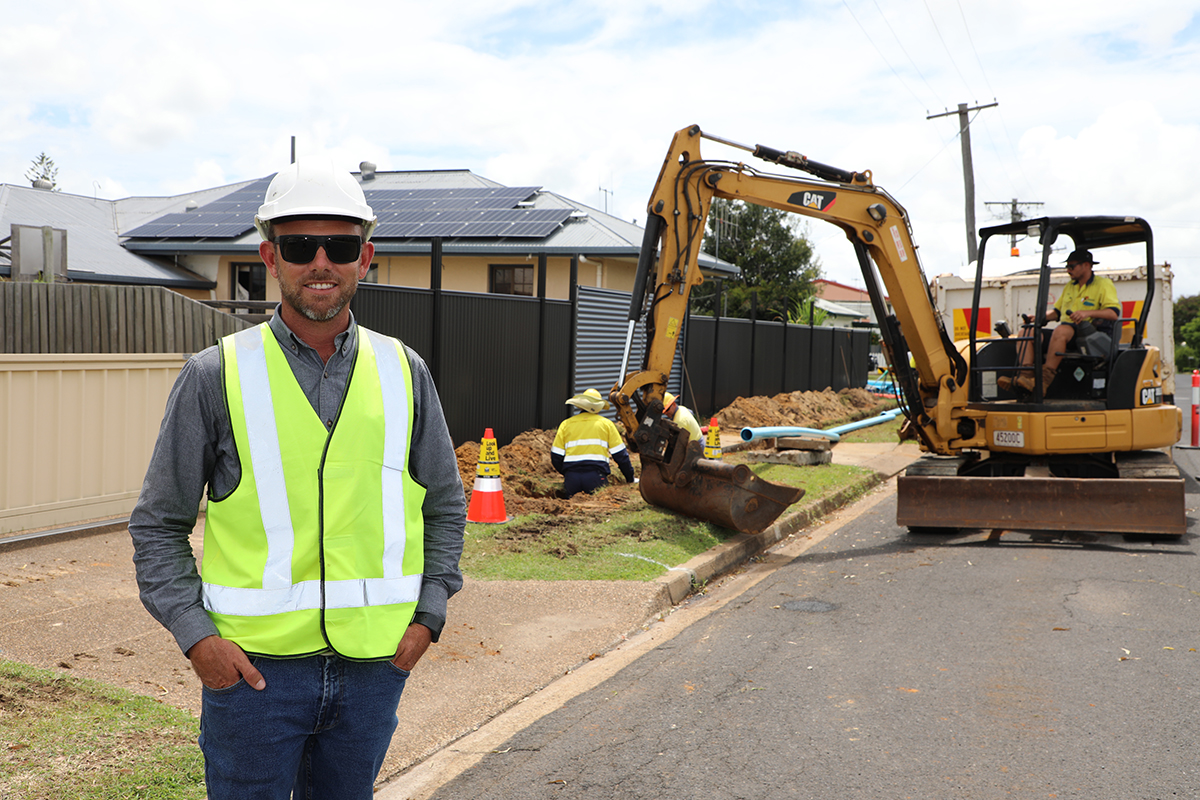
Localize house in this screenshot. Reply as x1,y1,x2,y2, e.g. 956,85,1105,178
0,183,216,297
2,164,738,304
812,278,891,325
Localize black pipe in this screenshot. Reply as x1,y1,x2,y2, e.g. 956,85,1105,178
628,213,664,322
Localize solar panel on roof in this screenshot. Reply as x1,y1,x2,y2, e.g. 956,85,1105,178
367,207,570,239
123,178,569,241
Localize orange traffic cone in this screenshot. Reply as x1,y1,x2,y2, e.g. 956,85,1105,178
704,417,723,460
467,428,510,523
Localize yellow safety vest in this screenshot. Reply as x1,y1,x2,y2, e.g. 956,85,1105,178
202,324,426,659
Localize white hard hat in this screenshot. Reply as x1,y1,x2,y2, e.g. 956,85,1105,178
254,157,377,241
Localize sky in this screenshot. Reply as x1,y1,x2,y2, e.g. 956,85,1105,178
4,0,1200,296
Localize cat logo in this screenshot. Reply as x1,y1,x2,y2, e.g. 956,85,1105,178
1140,386,1162,406
787,190,837,212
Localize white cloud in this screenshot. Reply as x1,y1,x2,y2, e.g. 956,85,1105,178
3,0,1199,296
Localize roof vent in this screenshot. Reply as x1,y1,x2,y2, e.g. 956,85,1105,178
32,179,53,190
568,210,589,221
360,161,377,181
185,199,199,212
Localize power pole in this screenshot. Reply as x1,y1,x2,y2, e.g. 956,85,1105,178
928,101,998,265
984,198,1044,255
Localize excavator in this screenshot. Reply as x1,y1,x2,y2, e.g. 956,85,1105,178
610,124,1184,537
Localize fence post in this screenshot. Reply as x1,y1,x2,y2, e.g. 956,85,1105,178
709,279,722,416
536,253,548,429
568,256,579,405
429,238,443,387
749,290,758,398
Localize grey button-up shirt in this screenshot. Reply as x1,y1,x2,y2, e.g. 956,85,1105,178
129,311,466,656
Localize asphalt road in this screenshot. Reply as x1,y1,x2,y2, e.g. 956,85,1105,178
408,386,1200,800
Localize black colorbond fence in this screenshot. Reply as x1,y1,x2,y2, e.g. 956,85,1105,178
681,316,870,419
350,282,870,447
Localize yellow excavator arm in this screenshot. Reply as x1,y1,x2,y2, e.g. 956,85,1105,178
612,125,986,464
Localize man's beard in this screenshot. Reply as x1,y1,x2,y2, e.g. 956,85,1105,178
280,276,357,322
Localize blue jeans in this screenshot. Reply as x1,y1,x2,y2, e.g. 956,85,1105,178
563,468,607,497
199,654,409,799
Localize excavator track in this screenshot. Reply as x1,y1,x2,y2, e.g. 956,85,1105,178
896,451,1185,536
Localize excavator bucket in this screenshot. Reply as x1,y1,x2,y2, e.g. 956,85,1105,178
639,456,804,534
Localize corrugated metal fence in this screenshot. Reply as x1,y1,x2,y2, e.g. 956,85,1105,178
0,282,252,354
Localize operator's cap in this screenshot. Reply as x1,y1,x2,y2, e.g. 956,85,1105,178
1063,249,1097,265
566,388,609,412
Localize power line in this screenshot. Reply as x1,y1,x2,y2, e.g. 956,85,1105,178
953,1,1037,198
921,0,975,97
840,0,928,112
984,198,1044,254
870,0,942,110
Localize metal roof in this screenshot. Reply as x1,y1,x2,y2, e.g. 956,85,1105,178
121,169,740,278
1,169,740,284
0,184,212,287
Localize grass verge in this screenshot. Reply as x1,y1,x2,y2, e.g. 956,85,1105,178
462,459,880,582
0,660,204,800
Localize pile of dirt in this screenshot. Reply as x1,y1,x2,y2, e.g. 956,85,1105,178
714,387,883,431
456,388,891,518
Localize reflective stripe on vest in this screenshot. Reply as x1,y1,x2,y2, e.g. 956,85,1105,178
202,324,425,657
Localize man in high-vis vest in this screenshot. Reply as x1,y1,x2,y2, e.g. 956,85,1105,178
129,158,466,799
551,389,636,497
663,392,702,443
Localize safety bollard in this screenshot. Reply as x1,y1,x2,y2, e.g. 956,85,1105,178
1192,370,1198,447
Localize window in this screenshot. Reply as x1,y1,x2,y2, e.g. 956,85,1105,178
232,263,266,301
489,264,533,296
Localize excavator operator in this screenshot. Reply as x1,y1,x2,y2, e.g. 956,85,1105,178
998,249,1120,394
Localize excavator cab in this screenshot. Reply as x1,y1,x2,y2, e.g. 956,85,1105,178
968,216,1159,409
897,215,1185,535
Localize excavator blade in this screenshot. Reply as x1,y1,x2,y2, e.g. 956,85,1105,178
897,451,1186,535
639,457,805,534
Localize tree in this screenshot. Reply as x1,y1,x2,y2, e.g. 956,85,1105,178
25,152,59,190
789,296,829,326
691,199,822,320
1175,294,1200,372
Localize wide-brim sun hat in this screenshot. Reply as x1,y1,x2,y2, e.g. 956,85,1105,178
565,388,609,412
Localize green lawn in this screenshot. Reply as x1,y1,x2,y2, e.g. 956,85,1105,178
462,460,878,581
0,660,205,800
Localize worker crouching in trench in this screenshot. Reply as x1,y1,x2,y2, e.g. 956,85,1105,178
551,389,636,498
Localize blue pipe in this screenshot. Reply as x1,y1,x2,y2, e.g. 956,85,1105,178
740,426,840,443
740,407,902,443
824,407,903,436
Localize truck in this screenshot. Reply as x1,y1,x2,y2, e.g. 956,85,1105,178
611,125,1183,538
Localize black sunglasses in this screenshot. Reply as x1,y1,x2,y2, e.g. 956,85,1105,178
275,235,363,264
